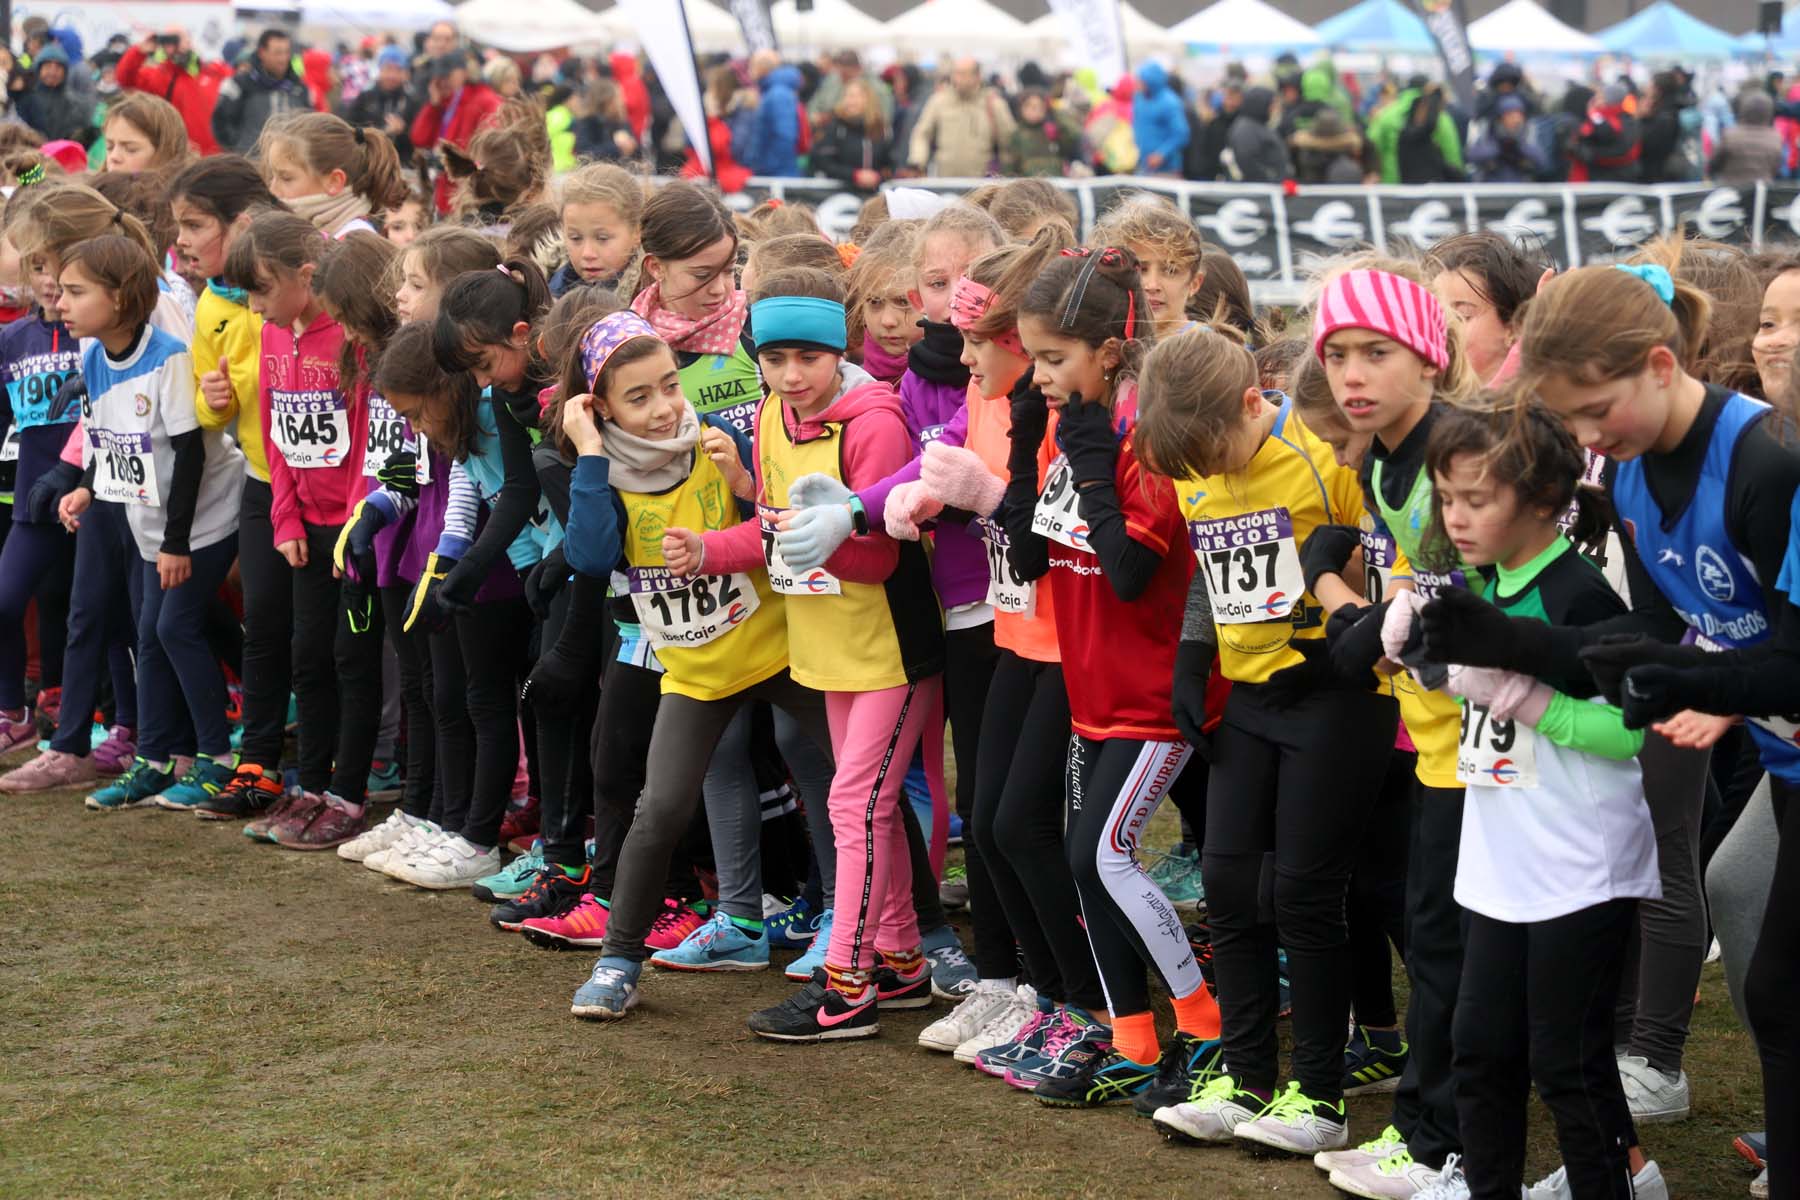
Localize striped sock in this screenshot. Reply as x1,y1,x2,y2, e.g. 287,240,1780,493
879,946,926,979
825,963,874,998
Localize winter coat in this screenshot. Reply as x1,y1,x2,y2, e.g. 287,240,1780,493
1132,62,1189,173
18,68,93,143
1571,103,1641,183
1226,88,1291,183
574,114,638,164
410,82,504,214
1711,96,1783,185
346,82,420,165
810,115,891,190
1466,130,1547,183
115,44,230,155
1367,87,1464,183
745,65,803,178
1290,119,1364,184
1006,118,1077,177
211,62,312,154
908,84,1016,178
681,113,752,193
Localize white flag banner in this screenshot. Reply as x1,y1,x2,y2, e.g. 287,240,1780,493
618,0,712,177
729,0,779,52
1047,0,1128,90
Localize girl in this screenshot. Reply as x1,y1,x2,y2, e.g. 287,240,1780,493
1427,263,1800,1200
845,226,921,387
382,185,429,247
224,211,368,844
1392,400,1660,1200
60,236,244,810
1752,257,1800,403
257,111,409,239
448,101,553,235
1193,246,1259,344
991,247,1223,1109
667,268,946,1041
1136,326,1395,1153
545,311,835,1016
738,234,847,313
1424,231,1547,387
102,93,191,175
810,79,890,193
628,182,759,437
1093,195,1205,340
553,162,643,296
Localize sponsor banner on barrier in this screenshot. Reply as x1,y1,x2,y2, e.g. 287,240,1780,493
726,175,1800,302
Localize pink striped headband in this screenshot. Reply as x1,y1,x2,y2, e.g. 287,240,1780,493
1311,268,1449,371
949,276,1025,358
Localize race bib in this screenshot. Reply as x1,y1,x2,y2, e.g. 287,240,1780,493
1412,567,1467,602
1457,699,1538,788
715,398,759,438
628,566,760,647
977,515,1035,617
918,423,948,447
1360,527,1396,604
270,388,350,469
760,509,842,596
1188,507,1306,624
0,427,19,464
1031,456,1091,552
90,427,159,506
362,393,417,478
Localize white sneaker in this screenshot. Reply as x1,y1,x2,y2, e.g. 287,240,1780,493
920,981,1022,1053
1233,1081,1348,1155
1618,1055,1690,1123
951,986,1037,1064
1330,1149,1447,1199
1410,1155,1470,1200
1705,936,1722,964
1751,1167,1769,1199
367,823,440,874
338,810,425,862
391,834,500,889
1528,1159,1666,1200
1317,1124,1407,1172
1153,1075,1267,1145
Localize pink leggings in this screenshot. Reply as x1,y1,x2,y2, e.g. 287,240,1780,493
824,677,946,971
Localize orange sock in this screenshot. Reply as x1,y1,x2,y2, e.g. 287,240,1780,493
1111,1011,1159,1065
1171,985,1222,1040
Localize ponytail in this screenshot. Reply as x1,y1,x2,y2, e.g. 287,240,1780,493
969,219,1075,343
433,256,553,374
259,112,409,212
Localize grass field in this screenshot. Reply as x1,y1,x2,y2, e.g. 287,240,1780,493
0,760,1768,1199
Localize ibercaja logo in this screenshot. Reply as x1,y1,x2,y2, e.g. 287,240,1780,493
724,601,751,627
1259,591,1288,617
1484,758,1521,785
321,446,341,466
797,570,834,593
1066,522,1090,549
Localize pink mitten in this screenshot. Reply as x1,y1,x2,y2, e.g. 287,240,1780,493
920,442,1006,516
1446,665,1553,725
1381,589,1427,661
885,480,943,540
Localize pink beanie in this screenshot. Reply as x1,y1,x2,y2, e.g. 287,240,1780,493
1311,268,1449,371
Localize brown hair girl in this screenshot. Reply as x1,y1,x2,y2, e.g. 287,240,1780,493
1133,327,1262,479
625,179,737,303
316,231,400,393
259,111,409,217
103,93,192,173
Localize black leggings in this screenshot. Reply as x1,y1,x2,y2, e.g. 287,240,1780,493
589,653,706,902
236,477,292,773
972,652,1106,1011
289,522,344,794
452,595,530,849
1455,900,1639,1200
533,582,600,869
428,622,473,832
1394,783,1468,1170
1749,777,1800,1200
1201,682,1398,1102
943,621,1010,977
328,555,386,802
1348,747,1416,1028
379,584,435,818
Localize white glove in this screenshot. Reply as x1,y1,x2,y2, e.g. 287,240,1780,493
1445,664,1553,725
1381,588,1427,662
776,503,853,574
788,473,852,510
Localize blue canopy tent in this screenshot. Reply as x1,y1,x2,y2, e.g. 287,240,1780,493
1597,0,1739,58
1313,0,1436,51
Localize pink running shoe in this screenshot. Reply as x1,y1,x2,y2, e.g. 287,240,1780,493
0,749,98,793
91,726,136,776
646,898,706,952
520,894,611,949
0,708,36,755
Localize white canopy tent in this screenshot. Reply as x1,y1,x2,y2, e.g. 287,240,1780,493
297,0,451,31
1467,0,1604,54
451,0,619,50
591,0,743,52
1168,0,1324,50
1021,3,1185,58
884,0,1029,53
768,0,891,50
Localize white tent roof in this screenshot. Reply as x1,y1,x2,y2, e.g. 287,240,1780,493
768,0,891,49
1022,2,1184,56
299,0,452,32
453,0,619,50
885,0,1028,51
590,0,743,51
1168,0,1323,49
1467,0,1603,54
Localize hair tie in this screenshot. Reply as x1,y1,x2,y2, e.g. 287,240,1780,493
765,198,783,209
354,126,366,146
110,209,125,228
14,162,44,187
1059,251,1102,333
1613,263,1675,307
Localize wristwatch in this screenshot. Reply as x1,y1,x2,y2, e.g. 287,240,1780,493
846,495,869,536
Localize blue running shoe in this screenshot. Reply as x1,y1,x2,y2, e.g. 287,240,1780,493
766,895,820,950
1034,1039,1156,1108
1002,1008,1107,1089
85,757,176,811
976,1006,1060,1078
571,957,640,1020
472,849,546,903
1342,1024,1409,1095
365,758,403,800
650,910,770,972
946,812,964,845
153,756,235,812
923,923,977,998
783,907,833,980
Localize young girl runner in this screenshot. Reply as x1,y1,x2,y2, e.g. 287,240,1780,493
1139,325,1397,1153
1424,232,1547,388
60,237,244,809
257,111,408,239
102,93,191,175
1093,195,1206,340
553,162,642,296
845,227,922,386
382,185,429,248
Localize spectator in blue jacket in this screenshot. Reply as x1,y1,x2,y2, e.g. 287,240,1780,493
1132,61,1189,176
745,50,802,178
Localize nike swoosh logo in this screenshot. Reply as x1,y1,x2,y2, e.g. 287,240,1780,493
815,1000,867,1028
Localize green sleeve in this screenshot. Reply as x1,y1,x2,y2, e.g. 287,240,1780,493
1533,691,1643,762
1436,114,1464,170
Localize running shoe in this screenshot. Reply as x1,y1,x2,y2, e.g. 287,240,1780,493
338,810,427,863
0,708,36,755
951,987,1039,1064
1132,1032,1225,1117
84,758,176,811
1153,1075,1269,1145
747,968,879,1042
939,864,969,910
1407,1156,1472,1200
90,726,136,776
1146,843,1204,905
650,910,770,971
152,757,235,812
391,835,500,890
571,957,640,1020
1008,1014,1109,1091
0,748,96,793
874,959,933,1008
1737,1132,1768,1170
783,909,834,980
1329,1149,1447,1199
765,895,821,950
920,981,1025,1053
1618,1055,1690,1123
1315,1125,1407,1174
471,849,547,904
198,762,283,822
521,894,611,949
32,687,61,735
1033,1042,1156,1108
1753,1169,1770,1200
267,791,328,846
364,822,440,873
922,924,977,998
1233,1081,1347,1155
975,1007,1055,1076
490,867,589,932
243,783,308,841
646,898,707,952
1342,1025,1409,1095
1526,1160,1667,1200
496,792,540,852
365,758,403,800
946,811,964,845
275,791,367,850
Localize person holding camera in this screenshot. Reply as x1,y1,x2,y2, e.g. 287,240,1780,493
115,27,231,155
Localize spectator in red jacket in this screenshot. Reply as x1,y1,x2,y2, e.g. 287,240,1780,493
115,29,230,155
610,51,650,141
410,51,502,215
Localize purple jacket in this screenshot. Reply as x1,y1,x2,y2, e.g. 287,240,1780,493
403,449,522,601
886,368,986,610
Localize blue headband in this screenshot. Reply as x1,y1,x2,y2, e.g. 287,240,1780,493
752,295,847,353
1613,263,1675,306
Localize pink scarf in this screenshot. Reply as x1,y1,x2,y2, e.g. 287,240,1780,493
630,283,749,356
860,334,909,386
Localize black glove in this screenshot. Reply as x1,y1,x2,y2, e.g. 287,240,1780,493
402,553,457,634
520,570,610,709
1260,638,1333,709
1326,601,1387,688
25,460,79,524
1057,391,1120,487
375,449,420,498
1300,524,1362,596
1619,664,1690,730
436,554,485,615
523,545,569,621
1007,364,1048,450
1577,634,1708,706
1420,586,1567,675
342,569,378,636
338,501,388,568
1171,639,1214,759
